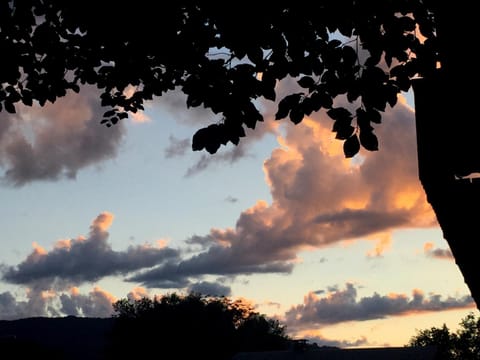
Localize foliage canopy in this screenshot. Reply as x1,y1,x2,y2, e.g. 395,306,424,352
106,292,290,359
408,312,480,360
1,1,438,157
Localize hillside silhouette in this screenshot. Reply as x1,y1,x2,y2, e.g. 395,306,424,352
0,316,115,359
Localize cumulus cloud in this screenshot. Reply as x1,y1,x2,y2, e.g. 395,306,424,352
126,99,437,287
59,287,116,317
1,212,180,288
0,86,126,186
283,283,475,330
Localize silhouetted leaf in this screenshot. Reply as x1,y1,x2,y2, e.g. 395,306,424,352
21,90,33,106
275,93,302,120
344,134,360,158
70,83,80,93
359,129,379,151
334,122,355,140
192,125,221,154
4,101,15,114
341,46,357,68
327,107,352,122
103,110,116,117
289,106,304,125
297,76,315,89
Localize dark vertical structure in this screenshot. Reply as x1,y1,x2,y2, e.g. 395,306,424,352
413,1,480,308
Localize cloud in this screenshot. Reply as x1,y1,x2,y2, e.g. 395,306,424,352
0,86,126,186
183,117,279,177
188,281,232,297
1,212,180,288
164,135,191,158
0,286,116,320
126,99,437,286
153,89,222,127
303,333,369,349
283,283,475,330
126,287,150,301
424,242,454,260
59,287,116,317
158,90,281,176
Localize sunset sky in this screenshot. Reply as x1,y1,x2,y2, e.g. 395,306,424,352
0,78,477,348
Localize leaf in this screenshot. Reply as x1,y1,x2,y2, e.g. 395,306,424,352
289,106,304,125
186,94,202,108
398,16,416,31
355,108,372,131
192,125,221,154
21,90,33,106
385,84,399,107
327,107,352,121
261,72,277,101
334,122,355,140
297,76,315,89
4,101,16,114
118,112,129,120
103,109,117,117
359,129,379,151
343,134,360,158
357,107,382,126
341,46,357,68
275,93,302,120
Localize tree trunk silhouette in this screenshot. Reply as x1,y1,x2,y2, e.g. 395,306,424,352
413,2,480,309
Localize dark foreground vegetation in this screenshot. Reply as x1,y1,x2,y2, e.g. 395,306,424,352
0,293,291,359
1,293,479,359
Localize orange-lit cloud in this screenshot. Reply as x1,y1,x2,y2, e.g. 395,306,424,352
127,287,150,301
130,98,439,288
91,211,114,232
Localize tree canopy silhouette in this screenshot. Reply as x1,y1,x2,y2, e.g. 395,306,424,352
1,1,438,157
105,292,290,359
2,2,480,308
408,312,480,359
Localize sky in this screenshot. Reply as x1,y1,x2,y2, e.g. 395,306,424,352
0,77,478,348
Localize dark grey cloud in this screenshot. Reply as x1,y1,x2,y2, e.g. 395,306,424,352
188,281,232,297
127,243,293,288
225,196,238,203
306,335,369,349
428,248,454,259
185,143,250,177
424,243,454,260
284,283,475,330
0,86,126,186
1,212,180,288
